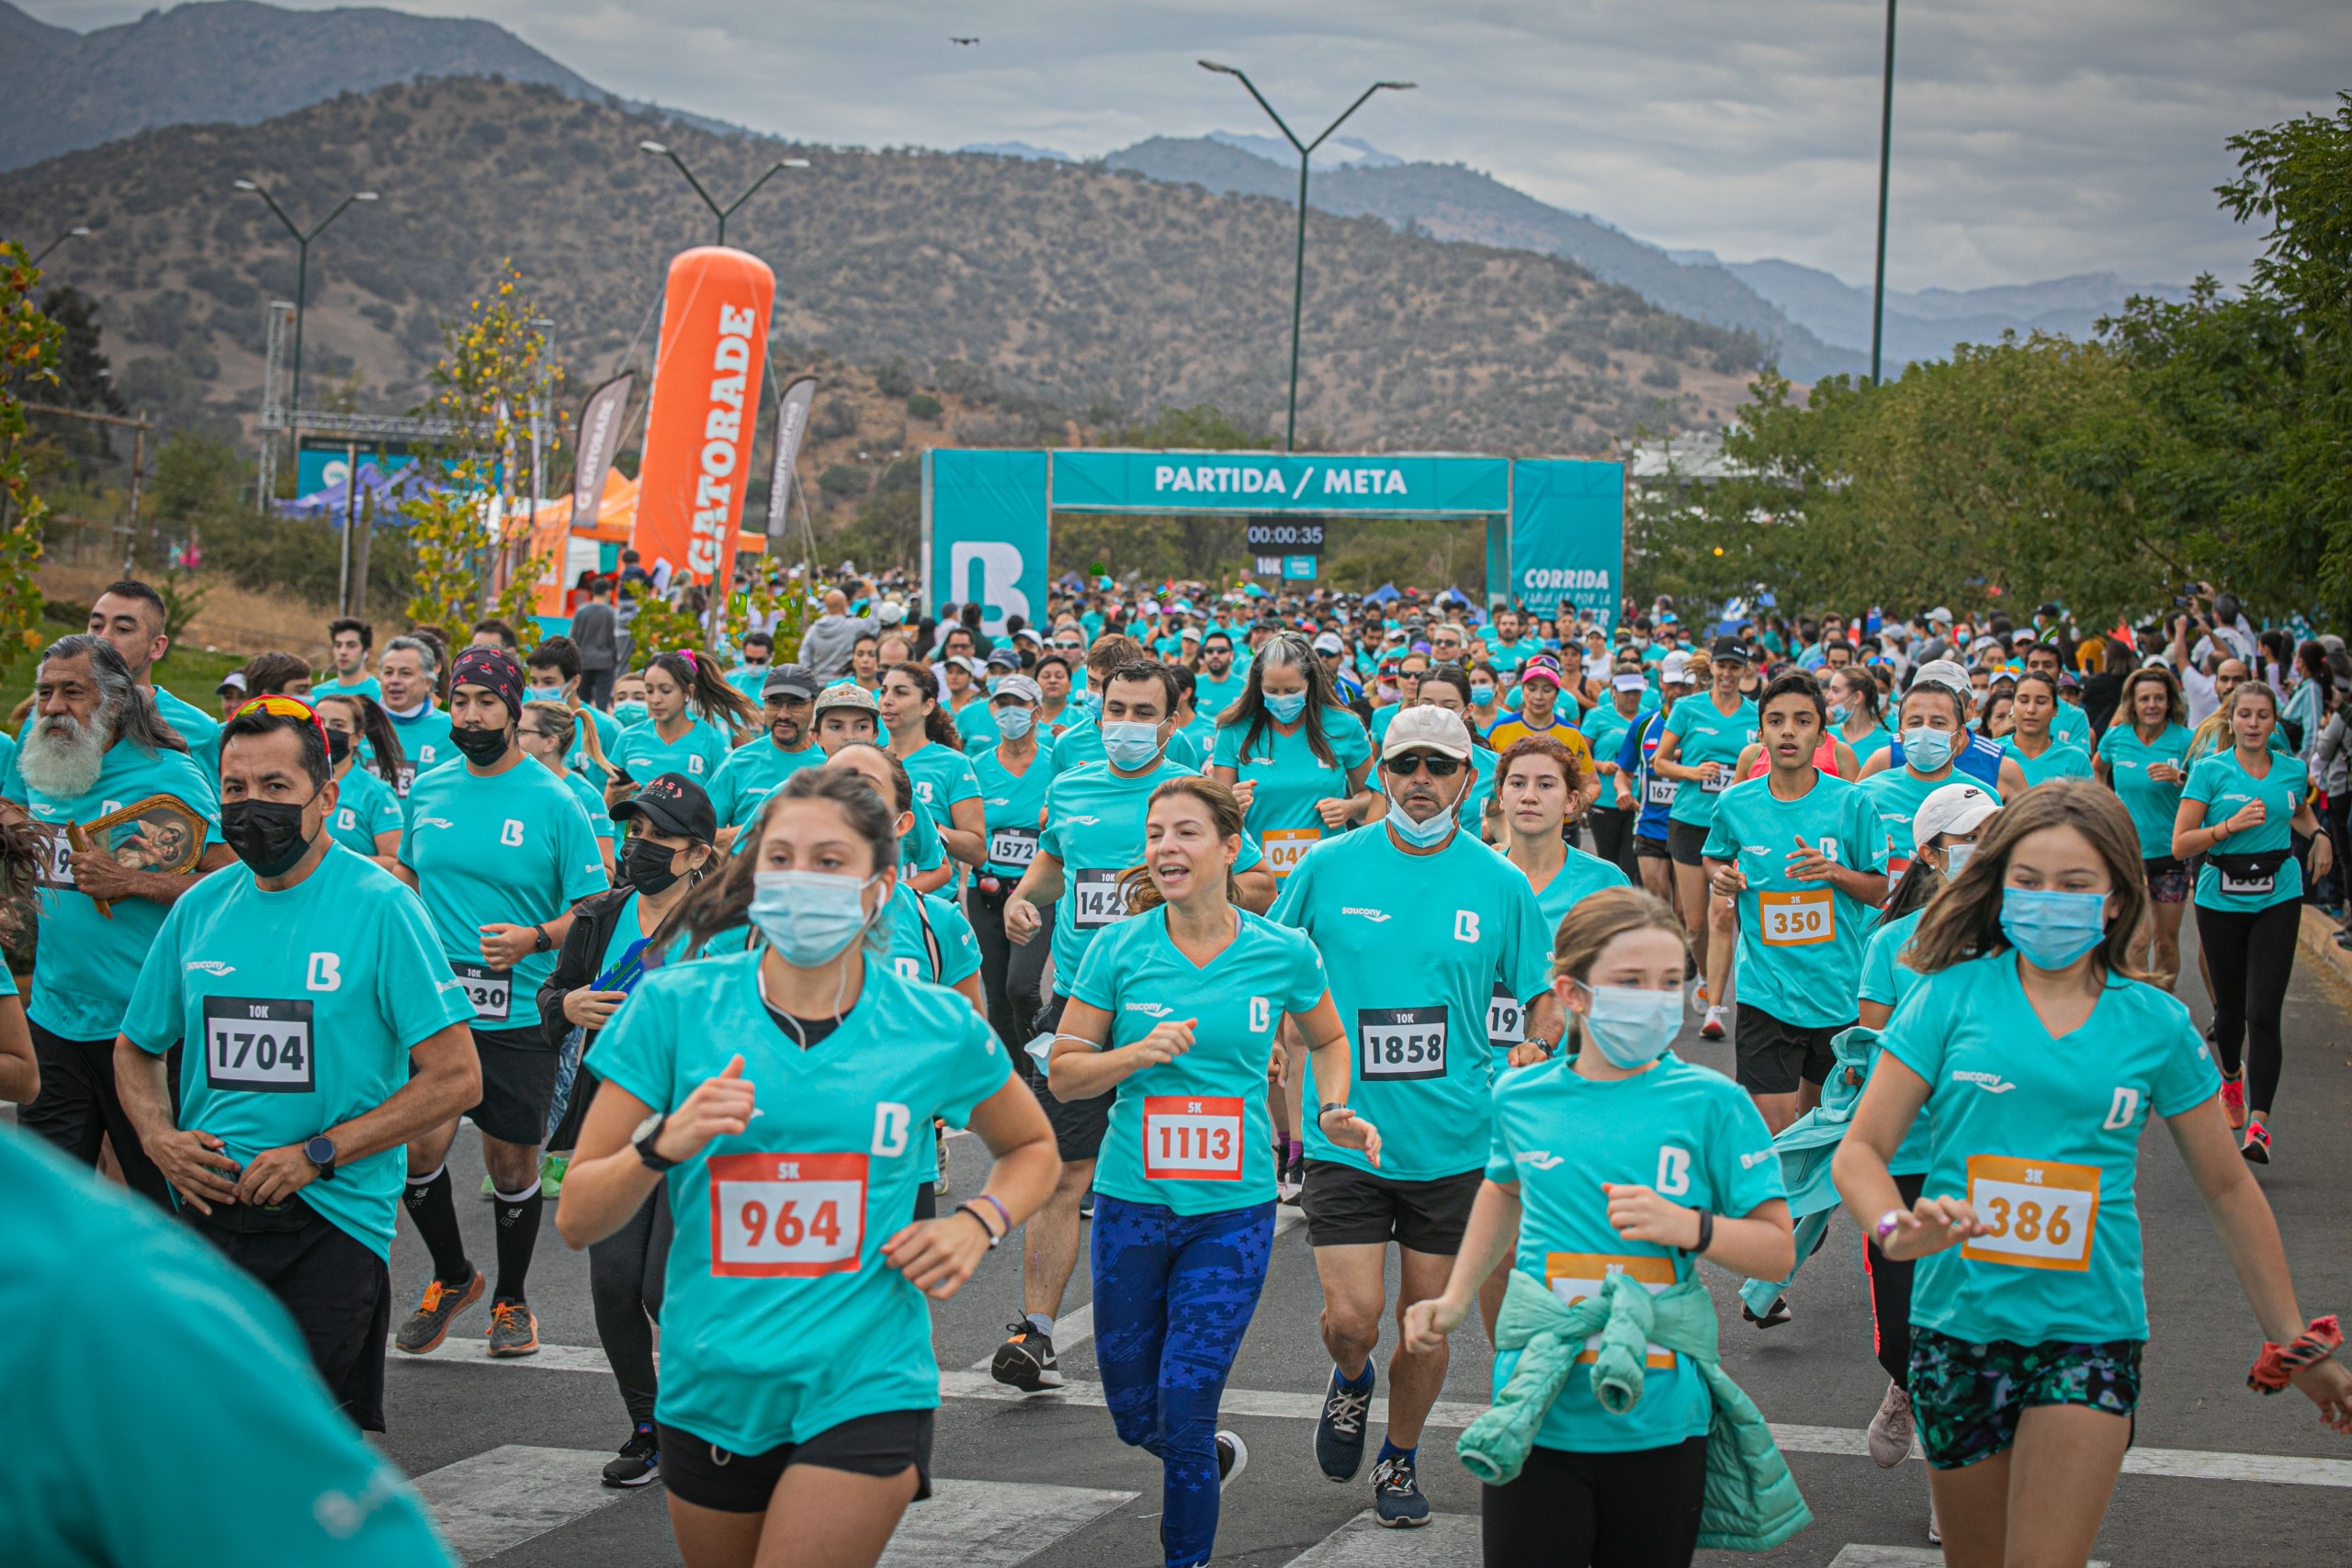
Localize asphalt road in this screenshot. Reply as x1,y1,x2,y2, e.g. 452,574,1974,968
381,915,2352,1566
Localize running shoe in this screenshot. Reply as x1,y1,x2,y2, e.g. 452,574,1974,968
2242,1120,2271,1165
934,1137,951,1197
2220,1072,2246,1131
487,1300,540,1358
393,1268,483,1355
1314,1367,1374,1481
539,1152,569,1199
480,1172,496,1201
1277,1164,1304,1203
1080,1191,1094,1221
1867,1380,1915,1467
1215,1430,1249,1491
1371,1453,1430,1528
989,1320,1064,1391
1928,1493,1942,1545
1692,979,1710,1009
1700,1005,1727,1041
602,1423,660,1488
1742,1296,1793,1329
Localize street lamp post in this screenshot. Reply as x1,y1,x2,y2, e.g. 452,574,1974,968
1199,62,1413,452
639,142,810,248
29,225,91,266
1869,0,1897,385
232,179,378,450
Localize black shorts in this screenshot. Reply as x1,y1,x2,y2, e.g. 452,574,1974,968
1633,831,1671,862
1668,819,1712,867
468,1027,561,1146
187,1200,391,1430
660,1408,934,1513
1029,992,1111,1163
1734,1005,1847,1096
1301,1158,1480,1253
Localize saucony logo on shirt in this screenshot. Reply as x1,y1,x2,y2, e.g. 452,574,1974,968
1519,1151,1565,1170
413,817,455,830
1741,1148,1775,1168
1951,1070,2017,1094
1125,1002,1175,1018
1341,907,1392,922
1064,815,1101,826
185,960,235,976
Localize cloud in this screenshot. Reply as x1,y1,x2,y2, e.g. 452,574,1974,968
31,0,2350,288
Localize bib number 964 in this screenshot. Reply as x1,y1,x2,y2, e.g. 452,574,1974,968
709,1152,866,1277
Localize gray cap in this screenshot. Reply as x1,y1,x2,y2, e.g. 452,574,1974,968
992,674,1042,705
1913,658,1973,697
813,682,880,717
763,662,821,700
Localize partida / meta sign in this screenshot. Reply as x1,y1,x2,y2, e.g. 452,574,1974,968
688,304,760,575
1151,462,1411,498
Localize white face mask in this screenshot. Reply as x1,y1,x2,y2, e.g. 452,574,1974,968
1941,841,1974,877
1582,984,1683,1067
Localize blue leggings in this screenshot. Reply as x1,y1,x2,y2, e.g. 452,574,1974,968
1091,1195,1275,1568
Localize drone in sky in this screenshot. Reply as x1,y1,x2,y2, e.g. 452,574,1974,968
951,37,978,46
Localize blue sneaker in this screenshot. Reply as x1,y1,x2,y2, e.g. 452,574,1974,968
1314,1366,1374,1481
1373,1452,1430,1528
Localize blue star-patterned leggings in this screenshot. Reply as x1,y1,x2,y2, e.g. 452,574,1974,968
1091,1196,1275,1568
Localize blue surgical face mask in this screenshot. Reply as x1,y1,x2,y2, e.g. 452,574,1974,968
1385,786,1458,848
613,700,649,728
1999,886,2109,970
1470,683,1496,705
993,707,1034,740
1826,703,1850,725
750,870,878,968
1265,691,1308,724
1903,724,1955,772
1941,841,1975,877
1102,720,1162,770
1583,984,1683,1068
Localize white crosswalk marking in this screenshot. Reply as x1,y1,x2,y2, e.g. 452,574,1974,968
412,1445,622,1562
878,1480,1136,1566
1827,1550,2108,1568
1280,1509,1480,1566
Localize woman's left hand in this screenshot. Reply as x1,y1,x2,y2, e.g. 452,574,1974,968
1602,1182,1701,1248
882,1211,992,1299
1318,1104,1381,1166
1315,795,1352,829
2290,1355,2352,1435
2311,834,2335,879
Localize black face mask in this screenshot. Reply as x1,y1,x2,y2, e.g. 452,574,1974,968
326,729,353,765
622,834,688,897
450,723,512,766
220,797,315,878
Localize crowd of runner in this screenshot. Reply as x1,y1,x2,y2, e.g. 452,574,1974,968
4,570,2348,1568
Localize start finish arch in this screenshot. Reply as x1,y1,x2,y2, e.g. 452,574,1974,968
920,447,1623,635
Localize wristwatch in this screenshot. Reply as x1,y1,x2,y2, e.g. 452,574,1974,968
632,1111,678,1171
532,923,554,953
303,1134,338,1182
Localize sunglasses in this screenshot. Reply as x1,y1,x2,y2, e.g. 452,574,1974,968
1385,752,1464,778
231,693,331,751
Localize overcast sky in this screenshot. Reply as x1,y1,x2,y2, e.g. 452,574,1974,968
36,0,2352,290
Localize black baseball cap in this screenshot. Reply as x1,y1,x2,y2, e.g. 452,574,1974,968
611,772,717,845
763,662,821,701
1711,636,1758,664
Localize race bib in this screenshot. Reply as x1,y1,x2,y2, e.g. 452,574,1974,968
1486,982,1525,1046
1644,773,1678,807
453,963,513,1023
2216,864,2276,897
1758,887,1835,946
1359,1006,1448,1081
989,826,1039,870
1072,869,1129,930
395,763,418,796
28,822,74,891
1544,1252,1677,1369
1261,828,1320,880
201,996,314,1093
1142,1096,1245,1181
1961,1155,2100,1272
709,1151,866,1277
1698,769,1729,794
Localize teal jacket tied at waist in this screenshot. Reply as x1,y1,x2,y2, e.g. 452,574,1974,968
1459,1269,1812,1552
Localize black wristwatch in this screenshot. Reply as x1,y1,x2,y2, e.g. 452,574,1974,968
304,1134,338,1182
632,1111,678,1172
532,923,553,953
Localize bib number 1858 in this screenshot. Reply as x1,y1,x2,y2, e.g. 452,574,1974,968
1360,1007,1447,1081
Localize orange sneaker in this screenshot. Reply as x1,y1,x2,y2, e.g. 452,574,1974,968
394,1268,483,1355
488,1300,541,1358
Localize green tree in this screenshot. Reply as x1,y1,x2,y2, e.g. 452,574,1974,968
0,243,61,683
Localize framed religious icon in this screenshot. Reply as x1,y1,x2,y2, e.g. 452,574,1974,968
68,793,210,918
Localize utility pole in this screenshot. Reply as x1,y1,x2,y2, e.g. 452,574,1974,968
1869,0,1898,385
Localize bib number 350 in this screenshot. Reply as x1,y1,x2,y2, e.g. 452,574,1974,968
1960,1154,2099,1271
1359,1007,1447,1081
709,1152,866,1277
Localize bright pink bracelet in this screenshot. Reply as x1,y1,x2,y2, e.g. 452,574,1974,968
2249,1314,2343,1393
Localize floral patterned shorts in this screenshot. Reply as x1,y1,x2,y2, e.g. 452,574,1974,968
1908,1326,2143,1470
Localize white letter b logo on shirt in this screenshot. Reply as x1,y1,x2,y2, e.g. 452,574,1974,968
306,953,342,992
2102,1088,2141,1131
1657,1145,1692,1196
1453,910,1481,942
1250,997,1272,1032
501,819,526,847
872,1102,911,1156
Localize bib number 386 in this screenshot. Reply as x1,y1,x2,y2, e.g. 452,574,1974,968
1143,1096,1244,1180
1359,1007,1447,1081
709,1152,866,1277
1960,1154,2099,1271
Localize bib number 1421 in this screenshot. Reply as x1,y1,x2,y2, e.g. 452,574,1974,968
709,1152,866,1277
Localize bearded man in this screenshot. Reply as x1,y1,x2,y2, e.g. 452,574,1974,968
1,634,231,1205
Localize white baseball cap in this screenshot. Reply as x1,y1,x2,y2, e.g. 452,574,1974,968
1912,780,1999,856
991,674,1042,705
1660,650,1693,684
1312,632,1345,656
875,601,906,626
1913,659,1973,698
1379,704,1476,761
1612,671,1648,693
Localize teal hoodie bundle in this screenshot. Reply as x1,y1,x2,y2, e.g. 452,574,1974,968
1460,1269,1812,1552
1739,1024,1874,1319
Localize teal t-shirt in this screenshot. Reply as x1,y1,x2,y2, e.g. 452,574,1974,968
563,703,624,780
324,761,403,855
614,716,733,785
2005,739,2093,787
0,1134,454,1566
1487,845,1627,1051
2097,722,2193,862
1701,773,1886,1029
1456,741,1500,839
883,880,980,988
1840,721,1896,766
119,847,474,1260
2,736,222,1041
972,746,1053,881
1042,758,1263,983
1883,953,2218,1344
952,697,1000,755
1272,824,1551,1180
2186,750,2307,911
2052,703,2091,750
1856,908,1933,1175
707,738,825,829
583,953,1012,1452
1212,706,1373,878
559,767,617,849
1860,762,1954,873
1487,1054,1784,1453
399,760,609,1028
316,672,383,705
153,687,220,755
1193,668,1250,723
1581,701,1641,780
1071,906,1329,1213
382,704,453,794
1661,695,1758,828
